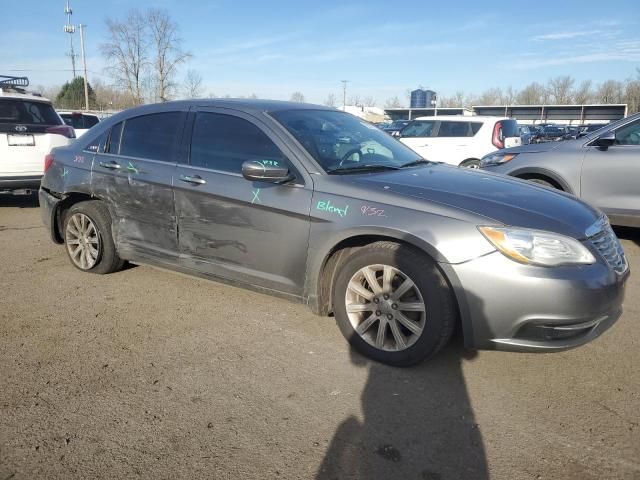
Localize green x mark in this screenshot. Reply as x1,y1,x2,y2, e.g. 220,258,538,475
127,162,139,174
62,167,69,177
251,189,261,204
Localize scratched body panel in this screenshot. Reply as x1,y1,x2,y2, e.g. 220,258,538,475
92,153,178,258
174,167,312,295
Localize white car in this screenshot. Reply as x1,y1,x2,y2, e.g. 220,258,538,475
58,111,100,137
0,87,74,193
398,115,521,168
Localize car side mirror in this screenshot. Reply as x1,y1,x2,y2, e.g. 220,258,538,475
241,160,293,183
593,131,615,149
392,131,401,138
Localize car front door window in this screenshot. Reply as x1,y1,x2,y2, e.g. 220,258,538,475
615,120,640,146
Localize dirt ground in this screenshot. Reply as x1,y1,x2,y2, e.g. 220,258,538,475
1,194,639,480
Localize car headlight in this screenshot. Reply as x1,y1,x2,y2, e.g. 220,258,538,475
478,226,596,266
480,152,518,167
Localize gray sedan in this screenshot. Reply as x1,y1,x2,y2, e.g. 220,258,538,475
481,113,640,228
39,100,629,366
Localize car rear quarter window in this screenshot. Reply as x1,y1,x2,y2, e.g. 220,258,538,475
400,120,435,138
119,112,182,162
189,112,287,173
436,121,480,137
0,99,62,128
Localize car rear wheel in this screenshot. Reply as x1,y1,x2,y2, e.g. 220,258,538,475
332,241,456,367
64,201,124,274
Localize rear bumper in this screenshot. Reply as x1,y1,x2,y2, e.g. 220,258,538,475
38,188,64,244
0,175,42,192
444,251,629,352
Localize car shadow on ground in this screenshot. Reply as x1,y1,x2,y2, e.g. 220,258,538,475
614,226,640,246
0,193,40,208
315,340,487,480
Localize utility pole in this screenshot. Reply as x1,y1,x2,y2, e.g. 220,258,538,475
63,0,77,78
79,24,89,111
341,80,349,111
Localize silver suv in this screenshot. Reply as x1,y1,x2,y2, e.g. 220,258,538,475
481,113,640,228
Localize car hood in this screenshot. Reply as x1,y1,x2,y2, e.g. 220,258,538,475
503,141,564,154
347,164,600,238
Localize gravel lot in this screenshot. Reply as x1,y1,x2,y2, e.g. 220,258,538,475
1,194,639,480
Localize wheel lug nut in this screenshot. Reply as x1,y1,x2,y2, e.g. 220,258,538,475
392,303,398,309
375,310,381,316
383,294,389,300
373,298,379,303
386,314,393,320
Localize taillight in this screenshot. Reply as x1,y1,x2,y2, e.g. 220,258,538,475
492,122,504,149
44,154,55,172
45,125,76,139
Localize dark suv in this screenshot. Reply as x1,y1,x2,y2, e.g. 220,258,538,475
39,100,628,366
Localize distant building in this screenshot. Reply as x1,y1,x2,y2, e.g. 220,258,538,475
410,89,436,109
384,104,627,124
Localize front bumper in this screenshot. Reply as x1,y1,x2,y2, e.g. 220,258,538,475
444,251,629,352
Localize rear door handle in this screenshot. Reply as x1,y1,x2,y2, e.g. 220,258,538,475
99,161,121,170
179,175,206,185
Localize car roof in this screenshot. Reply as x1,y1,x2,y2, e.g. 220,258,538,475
0,90,52,103
413,115,508,122
118,98,336,116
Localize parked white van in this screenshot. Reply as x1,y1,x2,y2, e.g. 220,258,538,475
398,115,521,168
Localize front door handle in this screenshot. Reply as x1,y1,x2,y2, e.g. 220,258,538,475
179,175,206,185
99,161,121,170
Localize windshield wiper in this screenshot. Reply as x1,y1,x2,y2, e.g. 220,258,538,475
326,164,401,174
399,159,434,168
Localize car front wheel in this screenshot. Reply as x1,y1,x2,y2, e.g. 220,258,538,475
332,241,456,367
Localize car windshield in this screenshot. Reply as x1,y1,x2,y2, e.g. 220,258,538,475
271,109,422,173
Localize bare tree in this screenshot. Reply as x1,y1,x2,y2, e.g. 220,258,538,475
290,91,305,103
573,80,593,104
476,87,503,105
101,9,149,104
324,93,337,107
147,8,192,102
348,94,361,106
547,75,575,104
516,82,547,105
363,96,377,107
625,73,640,114
501,86,517,105
596,80,624,103
182,69,203,98
384,96,402,108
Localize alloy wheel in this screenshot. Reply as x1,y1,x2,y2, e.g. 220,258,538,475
65,213,101,270
345,264,426,351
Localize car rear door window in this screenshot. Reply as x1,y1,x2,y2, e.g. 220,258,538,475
119,112,182,162
400,120,435,138
500,120,519,138
190,112,287,173
105,121,123,154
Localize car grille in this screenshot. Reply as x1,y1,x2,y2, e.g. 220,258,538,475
588,223,628,274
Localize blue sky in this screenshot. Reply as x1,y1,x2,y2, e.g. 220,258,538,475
1,0,639,103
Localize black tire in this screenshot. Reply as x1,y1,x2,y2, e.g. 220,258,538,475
63,200,124,274
332,241,456,367
460,159,480,169
526,177,558,190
